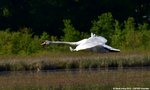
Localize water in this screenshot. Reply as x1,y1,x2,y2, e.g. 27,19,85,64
0,68,150,89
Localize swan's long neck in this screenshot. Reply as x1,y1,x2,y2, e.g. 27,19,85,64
51,41,77,45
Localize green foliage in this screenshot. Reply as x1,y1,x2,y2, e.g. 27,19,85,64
122,17,135,48
90,12,115,43
141,30,150,49
119,17,150,50
90,13,150,51
40,32,58,46
80,32,90,39
40,32,50,40
0,12,150,54
0,30,12,54
2,8,11,17
50,36,58,41
0,28,42,55
62,19,80,42
138,23,150,49
111,20,122,48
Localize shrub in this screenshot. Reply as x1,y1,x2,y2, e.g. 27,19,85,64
0,30,12,54
62,19,80,42
122,17,135,49
0,28,42,55
111,20,122,48
90,12,115,43
40,32,50,40
138,23,150,49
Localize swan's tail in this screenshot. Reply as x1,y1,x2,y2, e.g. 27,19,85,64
69,47,74,52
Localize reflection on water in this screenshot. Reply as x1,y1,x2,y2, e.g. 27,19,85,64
0,68,150,89
0,67,149,76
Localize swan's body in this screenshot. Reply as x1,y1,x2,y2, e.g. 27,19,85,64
41,33,120,52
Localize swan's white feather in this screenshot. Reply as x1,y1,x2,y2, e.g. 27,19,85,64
102,44,120,52
41,33,120,52
73,36,107,51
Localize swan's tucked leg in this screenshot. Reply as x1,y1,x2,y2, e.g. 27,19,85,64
69,47,75,52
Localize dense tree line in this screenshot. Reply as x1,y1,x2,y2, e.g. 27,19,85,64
0,12,150,55
0,0,150,36
0,0,150,55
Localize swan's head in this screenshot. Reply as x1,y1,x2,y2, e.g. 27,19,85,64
41,40,51,46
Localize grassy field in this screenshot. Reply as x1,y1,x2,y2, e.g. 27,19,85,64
0,51,150,71
0,69,150,90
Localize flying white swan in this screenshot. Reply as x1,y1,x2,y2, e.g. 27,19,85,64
41,33,95,46
41,33,120,52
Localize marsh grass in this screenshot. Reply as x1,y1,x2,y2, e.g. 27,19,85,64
0,51,150,71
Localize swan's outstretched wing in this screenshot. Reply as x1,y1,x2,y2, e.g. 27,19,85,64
73,37,105,51
75,33,97,45
73,41,103,51
71,36,120,52
75,39,88,45
72,43,120,52
102,44,120,52
93,36,107,44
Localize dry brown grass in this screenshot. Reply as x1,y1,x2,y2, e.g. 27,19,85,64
0,51,150,71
